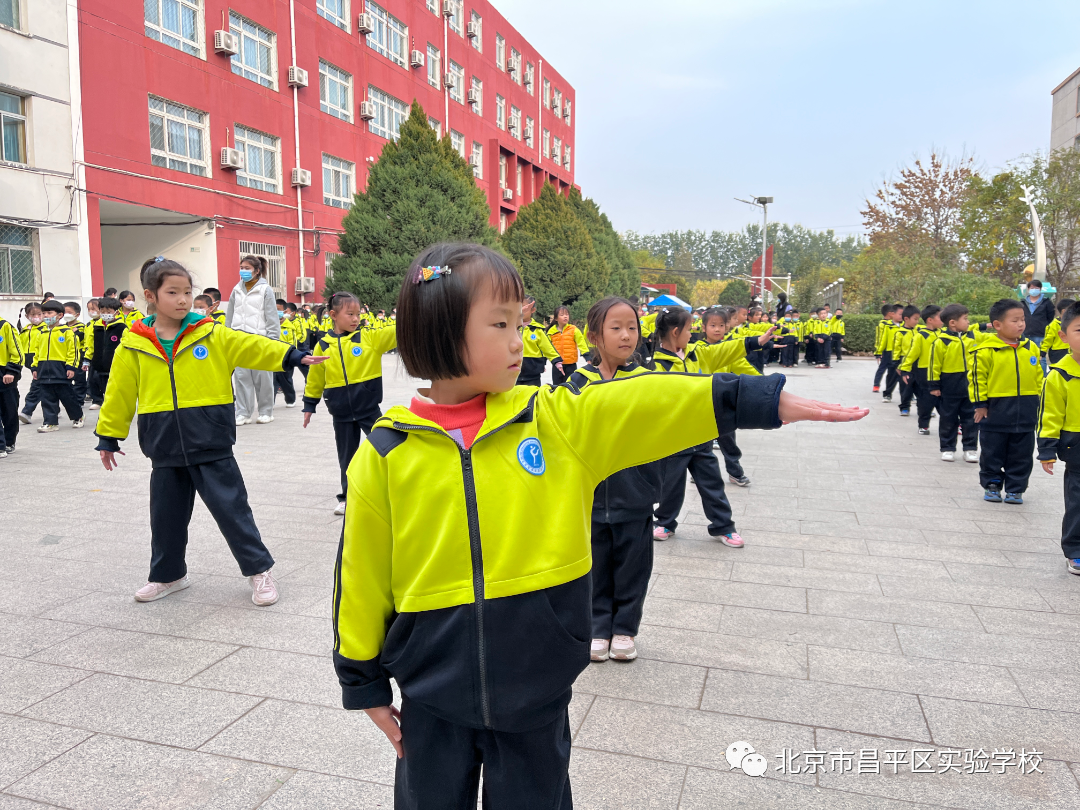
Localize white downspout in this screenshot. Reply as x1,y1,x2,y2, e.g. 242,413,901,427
537,60,543,196
289,0,305,304
443,8,449,126
67,0,91,301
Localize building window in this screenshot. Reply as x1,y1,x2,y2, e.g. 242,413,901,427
509,47,521,85
316,0,348,31
367,86,408,140
542,128,550,158
564,99,571,125
149,96,207,176
234,125,279,193
322,154,354,208
0,92,26,164
447,60,464,103
229,12,276,89
499,154,506,188
426,0,437,12
324,251,339,281
499,212,507,234
427,44,441,88
524,61,534,94
1,0,21,30
564,145,571,171
516,162,522,196
470,77,482,115
552,136,562,166
470,141,482,179
469,10,481,51
144,0,202,57
552,88,562,118
238,241,285,297
496,95,505,130
319,60,352,122
0,224,37,295
447,0,463,34
525,115,534,148
510,106,521,140
495,34,505,70
366,2,407,68
428,116,441,137
450,129,465,158
543,78,551,108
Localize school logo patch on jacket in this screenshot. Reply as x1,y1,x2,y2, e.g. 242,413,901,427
352,346,363,357
193,345,209,360
517,437,545,475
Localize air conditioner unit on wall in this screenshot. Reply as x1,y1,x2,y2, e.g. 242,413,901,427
220,147,244,170
467,21,479,38
467,88,480,104
214,30,239,55
468,154,480,167
359,100,376,120
291,168,312,187
443,72,455,89
295,276,316,294
410,50,425,68
357,12,374,34
507,57,519,74
442,0,455,18
502,188,513,201
509,117,520,134
287,66,308,87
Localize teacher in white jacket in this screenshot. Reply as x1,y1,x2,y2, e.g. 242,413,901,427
226,255,279,425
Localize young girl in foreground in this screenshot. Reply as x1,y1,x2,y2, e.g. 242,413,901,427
96,258,325,606
302,291,397,516
332,243,866,809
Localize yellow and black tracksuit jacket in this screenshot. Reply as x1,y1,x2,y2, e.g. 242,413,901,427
84,317,127,373
640,312,657,339
969,334,1043,433
303,326,398,423
1038,354,1080,462
830,316,845,340
889,324,914,361
121,307,145,328
928,329,975,395
546,323,590,365
874,319,893,356
695,337,759,376
1042,318,1068,364
31,325,80,383
18,322,45,366
279,316,304,349
95,315,305,467
333,370,786,729
900,326,939,375
521,318,561,379
211,309,226,326
0,318,24,382
569,363,663,523
68,321,87,368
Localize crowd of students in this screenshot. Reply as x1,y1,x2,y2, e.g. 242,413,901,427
871,294,1080,577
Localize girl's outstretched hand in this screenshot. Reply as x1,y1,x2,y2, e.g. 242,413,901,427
778,392,869,424
301,355,329,366
302,412,312,428
100,450,125,471
365,705,403,758
757,325,777,345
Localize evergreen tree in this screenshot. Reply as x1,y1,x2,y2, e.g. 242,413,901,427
566,188,640,298
716,279,751,306
502,183,609,322
330,101,498,308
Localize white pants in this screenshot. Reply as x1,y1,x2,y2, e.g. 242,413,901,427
233,368,274,419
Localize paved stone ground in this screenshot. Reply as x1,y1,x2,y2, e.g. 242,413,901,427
1,356,1079,809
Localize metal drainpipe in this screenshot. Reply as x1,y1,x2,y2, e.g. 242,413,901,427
443,8,449,126
537,60,543,192
289,0,305,304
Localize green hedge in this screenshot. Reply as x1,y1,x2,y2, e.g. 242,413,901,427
824,314,988,354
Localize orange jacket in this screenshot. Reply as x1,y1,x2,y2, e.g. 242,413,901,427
547,323,590,365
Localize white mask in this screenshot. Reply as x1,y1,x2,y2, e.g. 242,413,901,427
101,313,114,323
123,300,136,309
63,313,76,323
193,308,206,316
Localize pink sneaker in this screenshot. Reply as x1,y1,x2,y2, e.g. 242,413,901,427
653,526,673,541
590,638,610,662
610,635,637,661
134,576,190,602
719,532,744,548
250,569,278,606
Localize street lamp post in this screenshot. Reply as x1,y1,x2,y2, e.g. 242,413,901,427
736,195,774,303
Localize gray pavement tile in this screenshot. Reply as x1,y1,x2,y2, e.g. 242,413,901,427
573,658,706,709
1009,666,1080,711
38,591,224,635
649,554,733,580
6,734,291,809
0,715,91,791
700,668,930,740
1032,586,1080,614
803,550,952,580
678,765,942,810
0,656,89,713
717,605,901,654
637,625,806,678
30,626,238,683
275,558,337,588
878,575,1053,610
257,771,394,809
199,699,397,785
567,749,685,810
866,540,1014,567
32,559,158,595
737,530,869,555
175,606,333,657
569,690,595,739
640,597,724,632
22,673,262,749
0,795,63,809
0,615,89,659
169,573,330,616
807,646,1028,706
801,522,925,543
921,695,1080,763
815,729,1080,810
972,605,1080,641
0,579,91,618
185,647,341,708
894,625,1080,673
667,542,805,568
650,574,806,613
944,562,1077,592
934,531,1062,554
807,590,984,631
730,561,882,595
574,696,815,785
1002,550,1070,568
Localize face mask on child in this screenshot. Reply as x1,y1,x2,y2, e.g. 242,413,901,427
43,315,57,326
63,313,76,323
193,308,206,316
30,315,42,324
123,300,136,310
277,310,285,319
101,313,114,323
239,269,253,282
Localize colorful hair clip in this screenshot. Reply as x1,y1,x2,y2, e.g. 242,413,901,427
415,265,452,284
154,255,165,263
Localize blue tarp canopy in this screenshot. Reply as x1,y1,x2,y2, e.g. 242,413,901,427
648,294,692,311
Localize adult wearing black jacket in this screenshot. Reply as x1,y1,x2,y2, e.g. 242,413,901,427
1023,280,1056,345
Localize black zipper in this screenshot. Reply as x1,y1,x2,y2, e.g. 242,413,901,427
392,399,533,729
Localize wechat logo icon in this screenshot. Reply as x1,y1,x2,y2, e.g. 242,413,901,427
727,741,768,777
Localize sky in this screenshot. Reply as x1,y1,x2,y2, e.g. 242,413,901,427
497,0,1080,238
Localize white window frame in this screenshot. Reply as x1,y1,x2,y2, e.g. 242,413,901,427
447,60,464,104
499,211,507,234
229,11,277,89
543,78,551,108
428,116,441,137
499,154,506,188
552,136,562,167
470,76,482,115
0,91,27,165
510,105,521,140
149,95,209,176
552,88,562,118
510,47,521,85
471,141,483,179
0,224,39,296
450,129,465,158
316,0,349,31
496,95,505,130
426,0,437,13
495,34,505,70
367,85,408,140
1,0,23,31
542,128,550,158
524,61,534,95
319,59,352,122
426,44,441,88
366,2,407,68
144,0,204,57
469,10,481,51
234,124,281,193
239,241,285,298
447,0,463,34
525,115,534,148
322,153,354,209
564,98,572,125
324,250,339,282
515,162,522,196
564,145,571,171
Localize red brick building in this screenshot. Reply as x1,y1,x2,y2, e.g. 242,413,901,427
78,0,575,302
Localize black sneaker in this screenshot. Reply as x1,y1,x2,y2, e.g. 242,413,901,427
729,475,751,487
984,488,1002,503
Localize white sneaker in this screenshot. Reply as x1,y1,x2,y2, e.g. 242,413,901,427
18,412,31,425
941,451,955,462
964,450,979,463
71,418,84,429
0,449,6,459
250,569,278,606
590,638,610,662
334,501,347,516
236,415,251,426
134,576,190,602
88,403,100,410
610,635,638,661
286,402,296,408
37,424,59,433
256,414,274,424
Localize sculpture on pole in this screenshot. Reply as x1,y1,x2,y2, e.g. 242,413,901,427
1020,185,1047,282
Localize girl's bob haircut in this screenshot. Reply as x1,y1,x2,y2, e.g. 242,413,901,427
397,242,524,381
139,257,193,293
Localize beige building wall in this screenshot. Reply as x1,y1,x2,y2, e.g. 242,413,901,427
1051,67,1080,154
